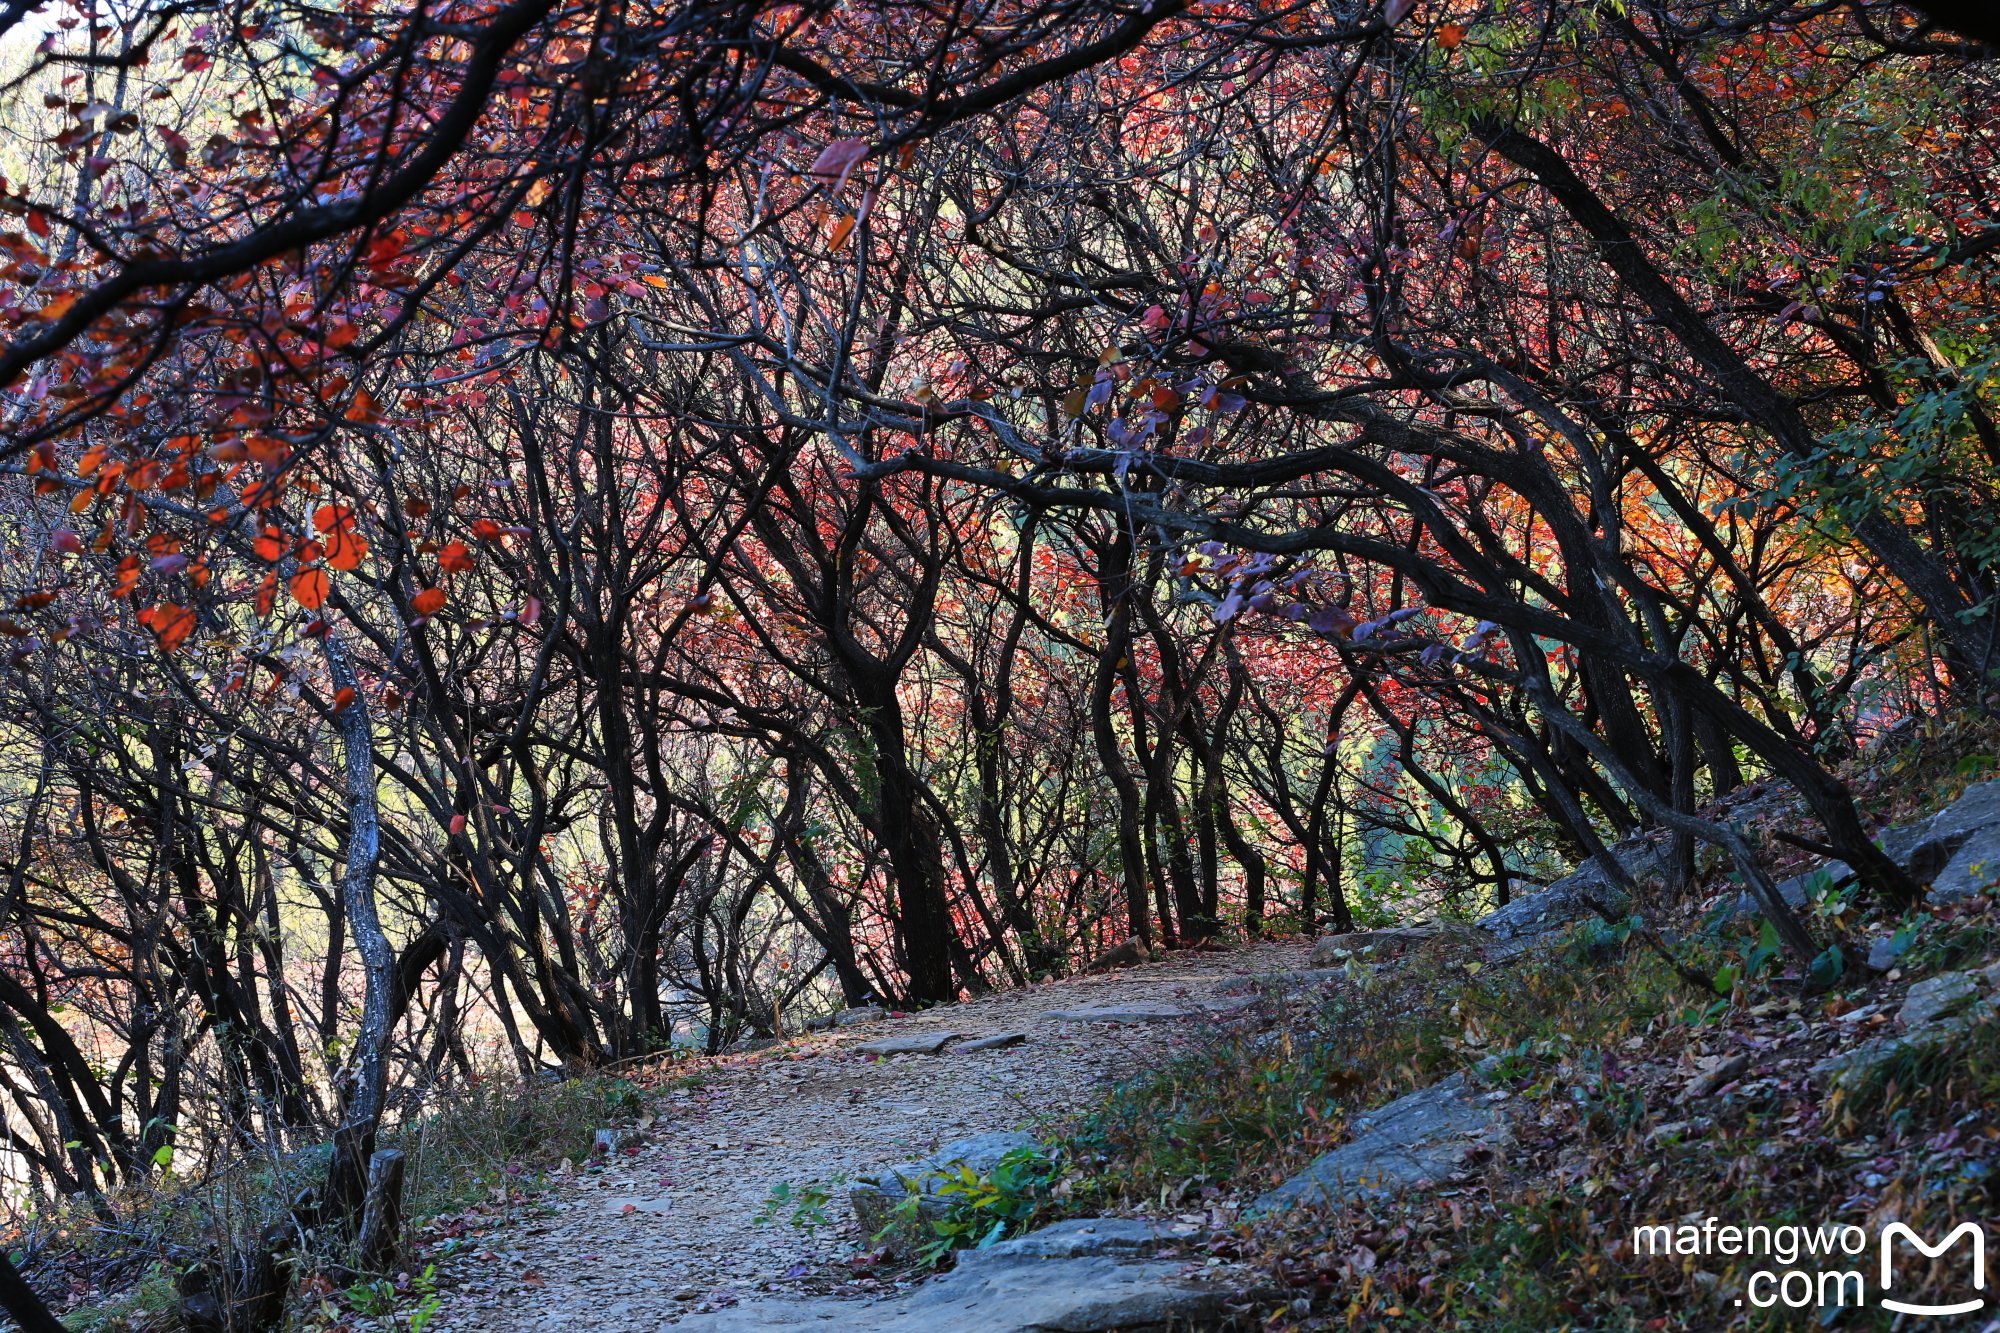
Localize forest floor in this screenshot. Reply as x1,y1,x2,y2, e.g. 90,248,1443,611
423,937,1314,1333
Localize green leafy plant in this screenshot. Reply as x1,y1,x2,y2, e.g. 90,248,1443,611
875,1146,1064,1266
752,1176,841,1240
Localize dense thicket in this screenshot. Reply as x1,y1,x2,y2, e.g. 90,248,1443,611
0,0,1991,1302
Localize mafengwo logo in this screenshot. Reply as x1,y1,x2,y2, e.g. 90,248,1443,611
1629,1217,1987,1315
1880,1222,1985,1317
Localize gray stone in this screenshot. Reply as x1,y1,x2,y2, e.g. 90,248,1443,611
849,1132,1039,1239
1039,1005,1192,1024
953,1032,1028,1053
1864,933,1913,972
952,1218,1177,1265
668,1244,1229,1333
1898,971,1984,1029
835,1005,889,1027
1247,1074,1514,1215
854,1031,965,1055
1929,824,2000,903
1875,780,2000,895
1474,836,1674,941
1308,928,1439,967
1812,1004,1997,1090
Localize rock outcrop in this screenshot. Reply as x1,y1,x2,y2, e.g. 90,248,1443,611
669,1218,1233,1333
1473,837,1675,943
1246,1072,1516,1215
1811,965,2000,1091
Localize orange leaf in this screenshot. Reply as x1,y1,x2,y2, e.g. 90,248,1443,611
111,554,142,599
151,603,197,651
289,568,329,610
332,686,356,711
1437,22,1466,47
254,571,279,617
411,587,447,616
828,215,856,250
254,526,285,562
323,527,368,572
35,292,76,321
314,503,354,532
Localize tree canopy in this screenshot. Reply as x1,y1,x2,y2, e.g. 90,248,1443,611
0,0,1992,1289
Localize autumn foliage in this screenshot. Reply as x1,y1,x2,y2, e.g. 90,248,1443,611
0,0,1992,1312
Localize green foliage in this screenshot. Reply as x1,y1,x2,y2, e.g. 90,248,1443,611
752,1176,840,1239
874,1146,1065,1267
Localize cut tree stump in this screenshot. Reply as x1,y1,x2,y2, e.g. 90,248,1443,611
355,1149,406,1276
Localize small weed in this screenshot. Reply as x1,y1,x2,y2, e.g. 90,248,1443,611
751,1177,841,1240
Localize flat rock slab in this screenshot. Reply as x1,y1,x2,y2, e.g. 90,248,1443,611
1899,971,1986,1029
1248,1073,1514,1215
604,1197,672,1214
1040,1005,1192,1024
954,1032,1029,1052
854,1031,966,1055
671,1219,1228,1333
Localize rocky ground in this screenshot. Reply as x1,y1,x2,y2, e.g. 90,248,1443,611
424,937,1313,1333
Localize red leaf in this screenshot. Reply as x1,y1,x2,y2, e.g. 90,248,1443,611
254,526,285,562
323,527,368,572
111,554,142,599
437,541,474,574
49,530,81,555
332,686,356,711
469,518,503,542
449,814,467,834
411,587,447,617
289,568,329,610
150,603,197,651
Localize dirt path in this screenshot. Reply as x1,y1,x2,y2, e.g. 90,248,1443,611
426,938,1312,1333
